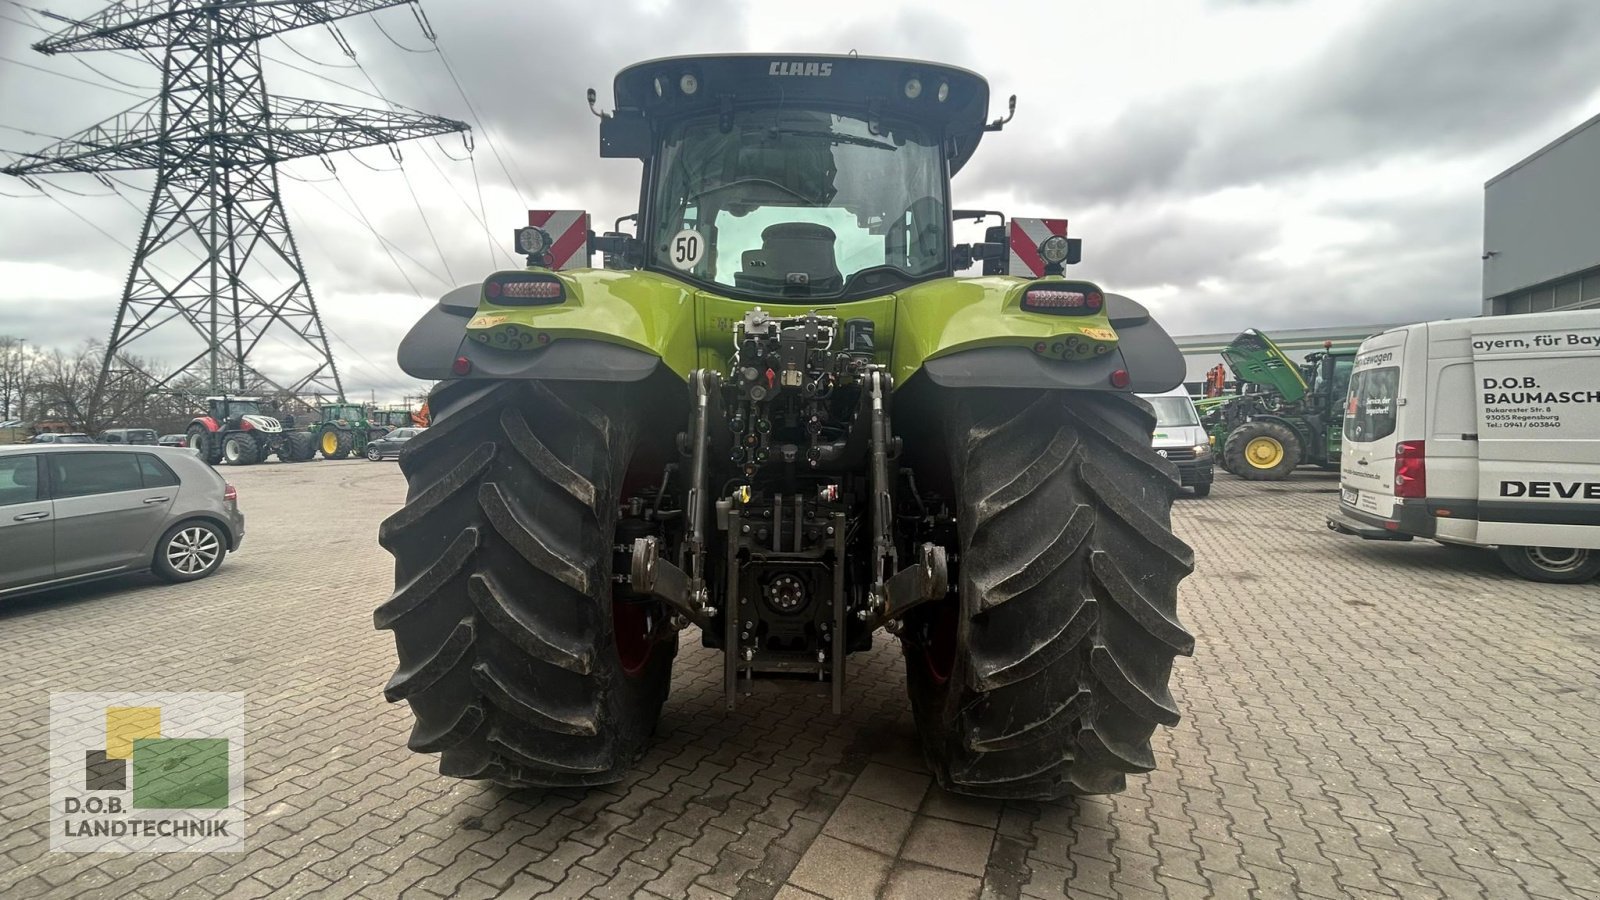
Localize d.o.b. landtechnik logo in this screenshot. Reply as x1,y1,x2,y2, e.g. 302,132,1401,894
49,693,245,852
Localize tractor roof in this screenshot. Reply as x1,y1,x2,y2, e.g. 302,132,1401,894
613,54,993,174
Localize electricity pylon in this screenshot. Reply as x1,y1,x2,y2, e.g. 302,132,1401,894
1,1,468,402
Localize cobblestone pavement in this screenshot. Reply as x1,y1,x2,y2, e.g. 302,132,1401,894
2,461,1598,899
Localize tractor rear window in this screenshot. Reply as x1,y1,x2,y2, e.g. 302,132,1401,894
650,111,946,299
1344,366,1399,443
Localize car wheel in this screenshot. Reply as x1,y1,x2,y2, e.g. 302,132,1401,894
1496,546,1600,583
367,445,383,461
153,521,228,583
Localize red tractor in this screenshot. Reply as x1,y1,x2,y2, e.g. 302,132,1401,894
185,396,313,465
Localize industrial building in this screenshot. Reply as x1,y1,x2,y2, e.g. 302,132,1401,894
1483,111,1600,316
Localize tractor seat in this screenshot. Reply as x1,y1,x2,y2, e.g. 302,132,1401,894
736,222,843,293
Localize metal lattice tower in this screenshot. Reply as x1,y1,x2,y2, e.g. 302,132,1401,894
1,1,468,401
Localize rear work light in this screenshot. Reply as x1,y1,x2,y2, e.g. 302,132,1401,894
484,274,564,306
1394,440,1426,499
1022,282,1103,315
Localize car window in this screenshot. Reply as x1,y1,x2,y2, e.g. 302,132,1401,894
137,454,181,488
101,432,124,443
1344,366,1400,443
0,455,40,506
49,452,146,498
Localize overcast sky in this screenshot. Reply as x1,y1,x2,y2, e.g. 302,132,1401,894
2,0,1598,402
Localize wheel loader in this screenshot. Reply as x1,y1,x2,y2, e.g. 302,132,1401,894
377,55,1195,799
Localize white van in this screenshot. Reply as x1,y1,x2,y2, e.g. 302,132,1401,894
1327,309,1600,582
1140,387,1214,497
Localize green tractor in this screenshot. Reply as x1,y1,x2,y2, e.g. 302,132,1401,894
377,54,1195,800
307,402,387,460
1202,329,1355,480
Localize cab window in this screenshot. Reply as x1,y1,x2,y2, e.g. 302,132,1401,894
49,452,145,498
0,455,41,506
1344,367,1399,442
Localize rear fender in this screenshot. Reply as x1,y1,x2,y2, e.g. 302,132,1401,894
397,270,697,383
896,278,1184,393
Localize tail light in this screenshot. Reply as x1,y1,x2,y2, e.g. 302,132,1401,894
484,273,564,306
1394,440,1426,498
223,483,237,502
1021,281,1103,316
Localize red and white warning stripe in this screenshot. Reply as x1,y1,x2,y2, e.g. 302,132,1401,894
527,210,591,270
1009,217,1068,278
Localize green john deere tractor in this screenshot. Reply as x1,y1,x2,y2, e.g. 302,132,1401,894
1201,329,1355,480
307,403,387,460
377,54,1195,800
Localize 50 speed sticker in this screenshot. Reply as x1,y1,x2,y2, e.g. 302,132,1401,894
669,230,705,270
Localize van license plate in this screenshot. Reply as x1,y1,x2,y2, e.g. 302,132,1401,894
1341,487,1358,506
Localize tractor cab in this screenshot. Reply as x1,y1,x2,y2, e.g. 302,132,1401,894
205,396,275,430
509,56,1075,297
320,403,367,426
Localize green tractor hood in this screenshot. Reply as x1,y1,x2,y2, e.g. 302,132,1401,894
1220,329,1307,403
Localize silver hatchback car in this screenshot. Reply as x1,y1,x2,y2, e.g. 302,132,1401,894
0,445,246,599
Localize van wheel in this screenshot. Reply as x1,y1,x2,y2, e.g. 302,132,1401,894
1496,546,1600,584
1223,422,1300,481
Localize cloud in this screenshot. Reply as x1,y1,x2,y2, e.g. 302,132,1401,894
1,0,1597,403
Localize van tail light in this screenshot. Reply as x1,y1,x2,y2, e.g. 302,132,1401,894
223,483,237,503
1394,440,1425,499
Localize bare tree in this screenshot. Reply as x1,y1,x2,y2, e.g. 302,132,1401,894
26,340,176,433
0,336,34,421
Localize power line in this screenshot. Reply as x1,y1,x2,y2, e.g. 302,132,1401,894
2,0,470,402
373,14,431,53
0,53,148,99
426,38,532,209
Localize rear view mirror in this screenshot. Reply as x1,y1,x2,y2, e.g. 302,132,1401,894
600,111,651,158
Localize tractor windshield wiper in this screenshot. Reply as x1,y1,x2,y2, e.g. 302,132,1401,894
767,128,896,151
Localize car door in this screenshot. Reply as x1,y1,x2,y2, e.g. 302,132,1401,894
47,451,173,577
0,454,54,592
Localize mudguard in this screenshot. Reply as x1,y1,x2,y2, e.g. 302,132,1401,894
397,274,696,383
902,287,1185,393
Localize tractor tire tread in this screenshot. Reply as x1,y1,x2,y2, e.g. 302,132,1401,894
376,378,673,788
905,390,1193,800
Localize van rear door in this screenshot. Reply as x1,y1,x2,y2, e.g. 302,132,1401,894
1471,314,1600,548
1339,331,1408,521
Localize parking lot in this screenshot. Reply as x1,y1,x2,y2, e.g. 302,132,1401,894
1,460,1597,899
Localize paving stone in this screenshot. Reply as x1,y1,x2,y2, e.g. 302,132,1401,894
845,763,931,813
786,835,893,900
900,816,995,878
820,794,915,855
0,466,1596,900
881,860,981,900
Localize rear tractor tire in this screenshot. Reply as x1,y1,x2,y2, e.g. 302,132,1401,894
188,425,222,466
1223,421,1300,481
375,379,676,787
319,427,354,460
284,431,316,462
902,391,1195,799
